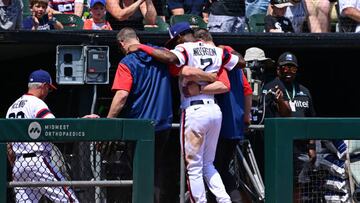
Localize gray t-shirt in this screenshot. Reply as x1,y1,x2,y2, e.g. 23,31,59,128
0,0,23,30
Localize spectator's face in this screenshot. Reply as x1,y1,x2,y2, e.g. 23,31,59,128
91,4,106,21
32,3,47,18
272,6,287,17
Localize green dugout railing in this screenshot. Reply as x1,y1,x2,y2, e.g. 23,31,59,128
265,118,360,203
0,118,154,203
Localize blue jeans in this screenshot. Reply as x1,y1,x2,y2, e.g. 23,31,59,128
207,14,246,33
245,0,270,18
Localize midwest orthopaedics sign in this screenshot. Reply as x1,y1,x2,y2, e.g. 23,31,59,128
28,122,86,139
44,124,86,137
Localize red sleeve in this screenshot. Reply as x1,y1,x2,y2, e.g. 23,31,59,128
242,70,253,96
168,64,181,76
111,63,133,92
217,67,230,90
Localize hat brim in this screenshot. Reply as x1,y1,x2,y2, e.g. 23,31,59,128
279,61,298,67
244,56,271,62
273,2,293,8
48,83,57,90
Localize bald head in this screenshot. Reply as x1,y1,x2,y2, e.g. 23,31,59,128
117,27,140,54
117,27,138,43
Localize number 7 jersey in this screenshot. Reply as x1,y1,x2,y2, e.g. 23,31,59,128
170,41,239,73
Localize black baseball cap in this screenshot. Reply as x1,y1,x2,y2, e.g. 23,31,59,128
277,52,298,67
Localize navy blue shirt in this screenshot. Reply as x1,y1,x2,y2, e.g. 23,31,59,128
167,0,206,16
22,14,56,30
216,68,245,140
112,44,173,132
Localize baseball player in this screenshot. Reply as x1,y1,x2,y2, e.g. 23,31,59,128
6,69,98,202
129,22,244,203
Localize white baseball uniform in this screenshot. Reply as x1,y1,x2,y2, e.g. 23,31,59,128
6,94,78,203
171,41,239,203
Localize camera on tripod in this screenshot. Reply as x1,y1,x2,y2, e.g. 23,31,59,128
244,59,275,124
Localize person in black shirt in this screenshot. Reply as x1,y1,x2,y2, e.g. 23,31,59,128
265,0,294,33
262,52,317,201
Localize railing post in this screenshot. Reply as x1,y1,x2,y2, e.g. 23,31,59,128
0,143,7,203
132,139,154,203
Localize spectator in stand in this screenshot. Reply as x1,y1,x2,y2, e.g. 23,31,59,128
48,0,85,17
167,0,206,18
246,0,270,18
265,0,294,33
83,0,112,30
338,0,360,33
304,0,331,32
0,0,23,30
106,0,157,30
284,0,308,33
23,0,63,30
206,0,246,33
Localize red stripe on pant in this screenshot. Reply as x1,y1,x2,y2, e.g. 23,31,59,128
43,157,75,203
181,110,196,203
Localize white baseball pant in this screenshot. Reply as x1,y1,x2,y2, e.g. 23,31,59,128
13,154,79,203
181,102,231,203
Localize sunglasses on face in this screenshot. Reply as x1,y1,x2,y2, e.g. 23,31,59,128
280,65,298,73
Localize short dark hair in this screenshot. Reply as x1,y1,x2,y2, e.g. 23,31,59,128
116,27,138,42
30,0,48,7
193,28,213,42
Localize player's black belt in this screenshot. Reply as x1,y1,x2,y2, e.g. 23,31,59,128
190,100,216,106
22,152,37,158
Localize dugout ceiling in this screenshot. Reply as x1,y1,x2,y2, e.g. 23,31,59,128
1,31,360,120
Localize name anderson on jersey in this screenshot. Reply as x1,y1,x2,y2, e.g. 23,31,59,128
193,47,217,56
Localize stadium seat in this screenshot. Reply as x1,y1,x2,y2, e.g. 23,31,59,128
247,14,266,33
53,14,84,30
144,16,169,32
169,14,207,29
22,0,31,18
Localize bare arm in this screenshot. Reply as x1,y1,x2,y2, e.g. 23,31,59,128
139,0,157,25
128,44,180,64
200,81,229,94
342,7,360,22
107,90,129,118
53,20,64,29
180,66,217,82
74,2,84,17
274,88,291,117
106,0,145,21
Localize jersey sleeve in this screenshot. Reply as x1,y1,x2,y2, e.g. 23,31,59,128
217,67,230,90
168,64,181,76
34,100,55,119
242,70,253,96
222,48,239,71
170,45,188,67
111,63,133,92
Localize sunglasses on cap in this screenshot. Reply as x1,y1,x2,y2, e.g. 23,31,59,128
280,64,297,73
